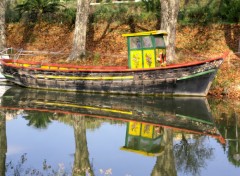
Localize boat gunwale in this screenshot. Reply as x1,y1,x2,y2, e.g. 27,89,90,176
0,57,224,73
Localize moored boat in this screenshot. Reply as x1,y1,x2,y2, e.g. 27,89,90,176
0,30,224,96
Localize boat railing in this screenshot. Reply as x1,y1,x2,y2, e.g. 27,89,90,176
0,48,69,61
0,48,25,60
0,47,128,66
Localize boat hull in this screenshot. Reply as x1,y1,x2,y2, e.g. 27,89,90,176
0,58,223,96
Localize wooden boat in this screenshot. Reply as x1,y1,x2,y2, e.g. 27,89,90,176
0,30,224,96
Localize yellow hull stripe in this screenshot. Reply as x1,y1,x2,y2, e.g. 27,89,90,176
35,75,134,80
34,101,133,115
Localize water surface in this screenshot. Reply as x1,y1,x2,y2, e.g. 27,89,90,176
0,85,239,176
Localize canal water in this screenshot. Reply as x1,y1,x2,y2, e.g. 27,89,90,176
0,84,239,176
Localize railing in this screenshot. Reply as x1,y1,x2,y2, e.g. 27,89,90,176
0,48,127,66
0,48,69,61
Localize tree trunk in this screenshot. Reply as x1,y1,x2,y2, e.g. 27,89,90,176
0,0,6,50
68,0,90,61
160,0,180,62
151,129,177,176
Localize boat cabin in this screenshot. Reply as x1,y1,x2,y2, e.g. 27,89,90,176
120,121,164,156
122,30,167,69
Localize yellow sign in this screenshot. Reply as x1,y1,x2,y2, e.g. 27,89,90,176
141,124,154,138
130,50,142,69
128,122,141,136
143,50,155,68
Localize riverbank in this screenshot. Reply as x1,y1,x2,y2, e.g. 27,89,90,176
5,22,240,99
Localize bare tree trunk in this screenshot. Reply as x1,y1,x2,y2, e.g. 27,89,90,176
151,129,177,176
0,0,6,50
160,0,180,62
68,0,90,61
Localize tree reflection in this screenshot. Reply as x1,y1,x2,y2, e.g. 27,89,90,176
215,110,240,166
23,111,53,129
0,113,7,176
151,129,177,176
210,98,240,167
22,112,95,175
226,112,240,167
174,133,214,175
71,114,94,176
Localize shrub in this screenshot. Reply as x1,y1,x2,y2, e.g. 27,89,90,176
218,0,240,23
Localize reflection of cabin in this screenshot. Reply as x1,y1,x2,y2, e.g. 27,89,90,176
122,30,167,69
121,121,164,156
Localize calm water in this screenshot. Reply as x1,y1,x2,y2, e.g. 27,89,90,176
0,85,239,176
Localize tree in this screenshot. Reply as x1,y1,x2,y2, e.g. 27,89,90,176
160,0,180,62
0,0,6,50
68,0,91,61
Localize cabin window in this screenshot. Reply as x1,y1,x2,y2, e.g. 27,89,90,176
155,37,165,48
142,36,153,48
130,37,141,49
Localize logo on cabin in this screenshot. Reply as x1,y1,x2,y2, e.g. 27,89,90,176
132,53,140,68
145,53,152,67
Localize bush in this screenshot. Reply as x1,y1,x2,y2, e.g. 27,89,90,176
57,8,76,25
5,1,21,23
218,0,240,23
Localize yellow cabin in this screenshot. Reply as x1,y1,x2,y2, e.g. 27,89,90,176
122,30,167,69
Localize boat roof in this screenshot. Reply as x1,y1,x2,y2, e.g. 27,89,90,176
122,30,168,37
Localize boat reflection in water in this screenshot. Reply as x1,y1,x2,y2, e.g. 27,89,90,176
0,87,225,175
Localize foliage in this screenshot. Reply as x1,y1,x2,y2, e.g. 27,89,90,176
59,7,76,25
179,1,216,24
141,0,161,18
179,0,240,24
91,2,158,33
93,3,129,23
218,0,240,23
23,111,53,129
5,0,240,25
5,1,21,23
15,0,64,23
142,0,160,12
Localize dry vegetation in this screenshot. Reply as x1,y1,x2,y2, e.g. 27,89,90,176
6,22,240,99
